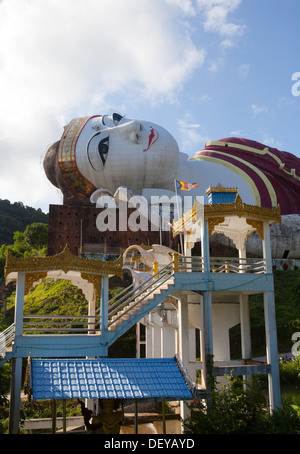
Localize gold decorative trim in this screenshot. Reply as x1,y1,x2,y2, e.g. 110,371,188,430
5,245,123,278
246,219,264,241
204,194,281,221
173,194,281,236
81,273,102,298
25,272,47,295
208,217,225,236
206,183,238,195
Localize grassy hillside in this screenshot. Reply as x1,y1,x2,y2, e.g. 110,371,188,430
3,277,136,358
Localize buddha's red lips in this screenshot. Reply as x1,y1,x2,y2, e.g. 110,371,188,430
143,126,159,152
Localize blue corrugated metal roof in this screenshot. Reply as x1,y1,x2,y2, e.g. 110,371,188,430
31,357,194,401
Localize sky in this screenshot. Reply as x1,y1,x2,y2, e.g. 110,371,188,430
0,0,299,213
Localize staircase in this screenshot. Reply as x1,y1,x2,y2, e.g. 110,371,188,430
0,323,15,366
106,262,176,345
0,262,178,363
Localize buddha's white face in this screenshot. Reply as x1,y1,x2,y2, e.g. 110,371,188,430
75,113,180,194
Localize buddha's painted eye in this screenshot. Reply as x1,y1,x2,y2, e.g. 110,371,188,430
87,133,109,169
98,137,109,165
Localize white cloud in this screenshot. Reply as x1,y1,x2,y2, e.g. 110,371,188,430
0,0,206,209
165,0,196,16
196,0,246,38
251,104,272,118
177,115,211,155
259,134,284,150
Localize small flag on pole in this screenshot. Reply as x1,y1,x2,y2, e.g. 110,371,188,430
176,180,199,191
162,219,173,229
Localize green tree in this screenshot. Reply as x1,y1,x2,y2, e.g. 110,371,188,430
0,223,48,278
24,223,48,249
0,199,48,245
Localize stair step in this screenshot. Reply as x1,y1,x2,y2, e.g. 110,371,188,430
107,280,175,334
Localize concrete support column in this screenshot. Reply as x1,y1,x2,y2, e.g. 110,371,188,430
238,248,252,362
178,296,189,366
201,218,210,274
189,327,197,383
161,323,176,357
101,275,109,334
153,326,161,357
9,271,25,434
263,220,281,411
8,357,23,434
146,324,153,358
86,294,97,411
202,291,213,390
200,217,214,389
88,295,96,334
14,271,25,338
240,295,252,360
178,295,190,423
262,221,273,273
264,291,281,412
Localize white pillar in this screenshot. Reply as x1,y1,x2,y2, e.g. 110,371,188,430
101,275,109,333
178,296,189,365
9,271,25,434
178,295,191,423
189,327,197,383
262,221,273,273
264,291,281,412
201,218,210,274
146,323,153,358
9,357,23,434
240,295,252,360
86,294,97,411
14,272,25,338
202,291,213,358
161,323,176,357
153,326,161,357
88,295,96,334
263,221,281,411
200,218,214,391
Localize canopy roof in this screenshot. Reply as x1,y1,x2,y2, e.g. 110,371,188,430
5,245,122,278
4,245,123,298
30,356,195,402
173,193,281,246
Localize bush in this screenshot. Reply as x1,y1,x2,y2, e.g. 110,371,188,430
280,356,300,386
183,375,300,434
184,375,270,434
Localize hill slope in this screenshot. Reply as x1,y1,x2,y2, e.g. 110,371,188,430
0,199,48,245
